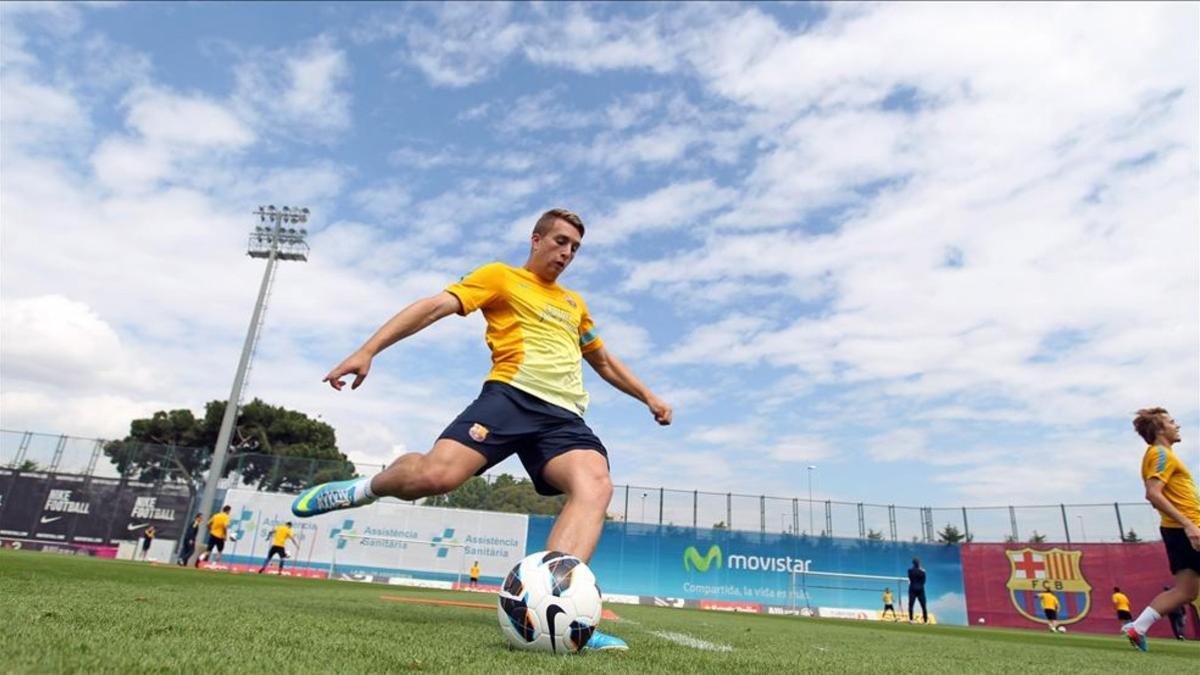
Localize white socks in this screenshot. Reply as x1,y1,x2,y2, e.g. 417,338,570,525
1131,607,1161,634
357,476,378,503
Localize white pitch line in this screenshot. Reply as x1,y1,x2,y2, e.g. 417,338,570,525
648,630,733,652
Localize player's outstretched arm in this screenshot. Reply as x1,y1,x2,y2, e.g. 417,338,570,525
583,346,672,425
323,292,463,391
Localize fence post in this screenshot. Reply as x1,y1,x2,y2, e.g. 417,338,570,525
961,507,970,542
792,498,800,536
1060,504,1071,545
760,495,766,534
49,434,68,473
658,487,664,526
1114,502,1125,542
692,490,698,528
726,492,732,530
824,500,832,537
857,503,865,538
85,439,103,477
1009,505,1018,542
623,485,629,524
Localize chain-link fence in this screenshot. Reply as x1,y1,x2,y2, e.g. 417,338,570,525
2,429,1161,543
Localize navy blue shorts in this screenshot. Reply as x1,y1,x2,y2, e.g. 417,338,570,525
439,381,608,496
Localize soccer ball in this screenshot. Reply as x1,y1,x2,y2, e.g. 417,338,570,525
977,617,986,625
228,532,239,542
497,550,602,653
1057,626,1067,633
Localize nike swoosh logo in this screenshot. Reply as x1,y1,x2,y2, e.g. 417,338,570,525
39,516,63,524
128,523,148,531
545,603,566,654
295,486,321,512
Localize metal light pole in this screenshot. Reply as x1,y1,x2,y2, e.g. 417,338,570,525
807,465,816,536
640,493,647,522
193,206,310,563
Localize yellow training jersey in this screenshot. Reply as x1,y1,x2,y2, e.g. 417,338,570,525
1112,592,1130,612
1039,592,1059,611
272,525,293,547
882,591,893,604
446,262,603,415
1141,445,1200,528
469,564,481,579
209,512,230,538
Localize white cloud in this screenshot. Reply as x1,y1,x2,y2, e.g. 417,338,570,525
233,36,352,135
125,86,254,148
589,179,737,246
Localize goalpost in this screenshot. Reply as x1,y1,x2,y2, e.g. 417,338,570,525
789,569,911,619
328,533,469,587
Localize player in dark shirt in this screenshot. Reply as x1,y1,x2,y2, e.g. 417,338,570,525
907,557,928,623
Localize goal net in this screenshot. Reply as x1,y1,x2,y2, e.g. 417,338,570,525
788,569,919,621
328,533,469,587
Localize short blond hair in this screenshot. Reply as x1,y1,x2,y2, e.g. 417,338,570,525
534,208,585,237
1133,407,1170,444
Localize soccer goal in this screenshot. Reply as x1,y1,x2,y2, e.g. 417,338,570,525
788,569,911,620
328,533,468,587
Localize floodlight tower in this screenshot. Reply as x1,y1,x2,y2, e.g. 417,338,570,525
194,206,310,558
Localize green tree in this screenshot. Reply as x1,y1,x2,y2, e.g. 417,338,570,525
1003,534,1018,544
15,459,42,472
424,474,565,516
937,524,967,544
1028,530,1047,543
1121,528,1142,543
866,529,884,541
103,399,354,504
712,521,728,530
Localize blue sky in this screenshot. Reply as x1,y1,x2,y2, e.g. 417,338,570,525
2,2,1197,525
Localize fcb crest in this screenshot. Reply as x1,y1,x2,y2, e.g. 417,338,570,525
1004,548,1092,626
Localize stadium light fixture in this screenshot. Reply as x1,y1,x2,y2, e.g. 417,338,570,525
193,205,311,564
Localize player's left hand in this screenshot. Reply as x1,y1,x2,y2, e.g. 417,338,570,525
647,395,672,426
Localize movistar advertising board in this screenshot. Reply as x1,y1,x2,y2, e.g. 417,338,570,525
527,517,967,624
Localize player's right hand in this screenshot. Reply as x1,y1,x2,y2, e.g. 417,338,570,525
1186,523,1200,551
323,350,372,390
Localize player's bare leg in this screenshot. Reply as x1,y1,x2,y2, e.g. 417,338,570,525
1125,569,1199,651
540,449,624,651
293,439,484,517
541,450,613,563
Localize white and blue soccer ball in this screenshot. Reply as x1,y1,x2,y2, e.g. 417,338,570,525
228,531,239,542
497,550,602,654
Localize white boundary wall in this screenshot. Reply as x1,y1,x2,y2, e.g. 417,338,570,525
219,488,527,579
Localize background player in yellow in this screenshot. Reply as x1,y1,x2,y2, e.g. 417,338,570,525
292,209,672,652
1111,586,1132,625
1122,407,1200,651
1039,583,1062,632
881,588,897,621
197,505,232,566
469,560,481,588
258,521,299,574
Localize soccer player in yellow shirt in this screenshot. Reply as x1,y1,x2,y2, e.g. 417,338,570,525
1122,407,1200,652
469,561,481,588
292,209,672,651
881,588,897,621
258,521,299,574
197,505,232,567
1039,584,1062,632
1112,586,1132,624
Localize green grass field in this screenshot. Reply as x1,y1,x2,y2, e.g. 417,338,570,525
0,549,1193,673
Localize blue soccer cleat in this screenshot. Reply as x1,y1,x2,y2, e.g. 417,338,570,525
291,479,374,518
584,630,628,652
1121,623,1147,652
